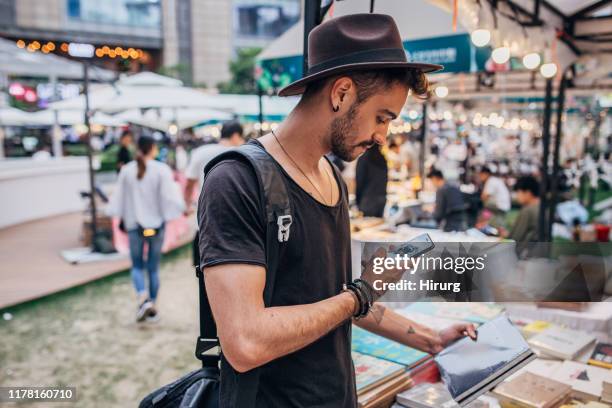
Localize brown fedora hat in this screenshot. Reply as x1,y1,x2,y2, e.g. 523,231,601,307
278,13,443,97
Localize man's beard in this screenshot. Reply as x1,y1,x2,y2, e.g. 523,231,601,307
329,102,375,162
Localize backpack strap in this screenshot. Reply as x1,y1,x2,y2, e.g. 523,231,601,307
195,140,292,403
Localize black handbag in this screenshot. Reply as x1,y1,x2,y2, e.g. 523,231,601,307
139,141,292,408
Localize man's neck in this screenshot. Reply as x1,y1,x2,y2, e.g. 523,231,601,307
219,139,232,147
274,104,330,172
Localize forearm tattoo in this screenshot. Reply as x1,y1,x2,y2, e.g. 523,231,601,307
406,325,416,334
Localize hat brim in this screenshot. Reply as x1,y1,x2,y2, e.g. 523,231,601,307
277,61,444,97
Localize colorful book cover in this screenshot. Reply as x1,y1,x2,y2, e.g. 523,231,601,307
588,342,612,369
402,302,503,324
351,325,429,368
352,351,405,393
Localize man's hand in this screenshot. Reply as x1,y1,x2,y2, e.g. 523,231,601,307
359,246,408,301
430,323,477,354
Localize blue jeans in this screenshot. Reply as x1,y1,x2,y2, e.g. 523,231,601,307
127,226,165,301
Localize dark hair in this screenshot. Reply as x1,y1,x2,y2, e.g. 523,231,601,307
514,175,540,197
136,136,155,180
120,130,132,140
480,166,492,175
220,121,243,140
302,68,430,105
427,169,444,179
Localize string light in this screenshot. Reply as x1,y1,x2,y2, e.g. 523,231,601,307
470,29,491,47
435,86,449,98
522,53,541,70
492,46,510,64
540,63,558,78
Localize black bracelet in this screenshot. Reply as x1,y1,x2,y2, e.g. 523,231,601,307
356,278,377,303
346,280,371,319
342,284,362,318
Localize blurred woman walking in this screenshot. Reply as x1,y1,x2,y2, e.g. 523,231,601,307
108,136,185,323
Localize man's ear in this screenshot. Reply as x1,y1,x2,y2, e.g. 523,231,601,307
330,76,354,112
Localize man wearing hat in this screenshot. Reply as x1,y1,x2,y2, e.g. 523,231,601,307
198,13,476,407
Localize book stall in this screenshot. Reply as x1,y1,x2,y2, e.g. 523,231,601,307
350,302,611,408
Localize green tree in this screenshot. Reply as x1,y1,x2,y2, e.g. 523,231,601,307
217,47,262,94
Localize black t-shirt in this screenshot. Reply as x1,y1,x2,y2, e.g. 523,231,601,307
198,143,356,408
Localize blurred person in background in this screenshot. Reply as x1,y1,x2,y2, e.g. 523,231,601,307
500,175,540,244
355,144,388,217
184,121,244,265
116,130,134,172
108,136,185,323
428,169,467,232
479,165,511,228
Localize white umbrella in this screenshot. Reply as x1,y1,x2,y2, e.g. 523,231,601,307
0,107,40,126
29,109,126,127
117,72,184,87
48,83,221,113
117,107,232,131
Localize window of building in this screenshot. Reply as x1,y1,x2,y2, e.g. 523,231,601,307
65,0,161,28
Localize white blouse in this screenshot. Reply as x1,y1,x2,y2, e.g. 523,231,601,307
107,159,185,230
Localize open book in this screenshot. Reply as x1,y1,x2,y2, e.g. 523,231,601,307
434,315,536,406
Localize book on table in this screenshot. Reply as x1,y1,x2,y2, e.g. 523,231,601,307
353,351,406,395
491,371,571,408
395,382,490,408
434,315,536,407
549,360,612,402
587,342,612,369
527,327,596,360
352,325,430,368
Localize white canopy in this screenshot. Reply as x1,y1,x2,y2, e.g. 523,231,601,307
202,94,300,118
30,110,125,127
0,107,38,127
0,37,115,81
117,107,232,131
117,72,184,87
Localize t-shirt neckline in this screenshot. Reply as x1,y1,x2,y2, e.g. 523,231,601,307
250,139,343,209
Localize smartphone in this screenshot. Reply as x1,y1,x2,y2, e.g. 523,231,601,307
389,233,435,258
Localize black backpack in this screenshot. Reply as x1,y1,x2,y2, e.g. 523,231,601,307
139,141,293,408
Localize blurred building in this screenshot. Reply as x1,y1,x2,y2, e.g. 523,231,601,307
0,0,299,88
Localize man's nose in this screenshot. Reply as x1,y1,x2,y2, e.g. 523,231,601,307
372,132,386,146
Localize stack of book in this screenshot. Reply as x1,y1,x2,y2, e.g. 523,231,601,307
498,357,612,403
527,327,596,360
353,351,413,408
395,382,490,408
549,360,611,402
491,372,571,408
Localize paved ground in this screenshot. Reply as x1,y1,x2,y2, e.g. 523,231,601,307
0,247,200,407
0,212,193,309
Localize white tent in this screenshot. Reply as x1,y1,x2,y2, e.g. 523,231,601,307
47,83,219,112
29,110,125,127
117,72,183,87
201,94,300,118
0,107,39,127
117,107,232,131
